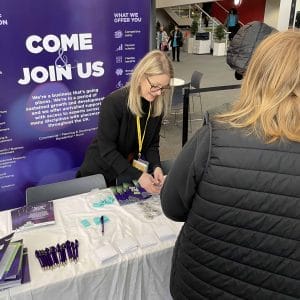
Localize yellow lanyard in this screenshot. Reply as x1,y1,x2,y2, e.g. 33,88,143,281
136,103,151,158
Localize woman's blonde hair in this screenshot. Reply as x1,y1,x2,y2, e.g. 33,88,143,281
127,50,174,117
216,30,300,143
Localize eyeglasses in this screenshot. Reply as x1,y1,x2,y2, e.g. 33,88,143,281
146,77,170,94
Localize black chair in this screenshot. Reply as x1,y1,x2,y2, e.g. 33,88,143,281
26,174,107,205
190,71,204,115
170,82,191,126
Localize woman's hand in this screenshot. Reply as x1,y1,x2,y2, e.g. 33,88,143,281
138,172,161,194
153,167,165,187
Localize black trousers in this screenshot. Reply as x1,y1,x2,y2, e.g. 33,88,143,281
172,46,180,61
228,25,238,40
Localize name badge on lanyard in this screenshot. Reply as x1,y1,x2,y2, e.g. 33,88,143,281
133,103,151,173
132,158,149,172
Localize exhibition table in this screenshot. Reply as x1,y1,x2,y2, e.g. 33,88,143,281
0,189,183,300
170,77,185,87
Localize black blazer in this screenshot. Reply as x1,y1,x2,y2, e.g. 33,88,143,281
169,29,183,47
78,87,162,185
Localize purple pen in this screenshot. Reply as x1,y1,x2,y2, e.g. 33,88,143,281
74,239,79,261
35,250,46,269
45,248,53,269
66,240,73,261
50,246,59,266
70,241,76,261
60,243,67,264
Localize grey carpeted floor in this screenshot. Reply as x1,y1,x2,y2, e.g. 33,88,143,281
160,51,241,162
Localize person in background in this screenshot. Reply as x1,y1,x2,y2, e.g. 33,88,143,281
203,14,209,28
225,7,239,40
168,25,183,62
157,25,169,51
77,50,174,194
161,30,300,299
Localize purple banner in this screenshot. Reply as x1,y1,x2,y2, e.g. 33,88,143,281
0,0,150,210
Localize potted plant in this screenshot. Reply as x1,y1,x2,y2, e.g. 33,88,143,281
213,24,226,56
188,16,199,53
190,17,199,37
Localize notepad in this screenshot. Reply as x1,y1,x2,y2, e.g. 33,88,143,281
135,233,158,249
115,237,138,254
95,244,119,264
153,224,176,241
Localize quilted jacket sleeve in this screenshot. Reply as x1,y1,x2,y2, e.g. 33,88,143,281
161,124,210,222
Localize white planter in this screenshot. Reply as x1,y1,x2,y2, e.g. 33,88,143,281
213,42,226,56
193,39,211,54
187,37,194,54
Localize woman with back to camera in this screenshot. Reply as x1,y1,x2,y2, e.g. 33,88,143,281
77,50,174,194
161,30,300,299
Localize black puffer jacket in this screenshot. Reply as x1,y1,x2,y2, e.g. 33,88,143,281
161,118,300,299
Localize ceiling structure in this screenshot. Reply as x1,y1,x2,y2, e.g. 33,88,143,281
156,0,218,9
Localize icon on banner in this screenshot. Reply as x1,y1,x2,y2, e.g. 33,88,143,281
114,30,123,39
115,69,123,76
116,81,123,88
116,44,123,51
116,56,122,63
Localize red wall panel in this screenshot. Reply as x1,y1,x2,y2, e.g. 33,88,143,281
212,0,266,25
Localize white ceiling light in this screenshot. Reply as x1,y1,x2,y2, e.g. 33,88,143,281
234,0,242,5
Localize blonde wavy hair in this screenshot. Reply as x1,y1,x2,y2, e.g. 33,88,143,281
216,30,300,143
127,50,174,117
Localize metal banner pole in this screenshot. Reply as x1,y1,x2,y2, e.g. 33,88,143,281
182,87,190,147
181,84,241,146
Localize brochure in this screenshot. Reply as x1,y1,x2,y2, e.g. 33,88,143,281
0,240,22,284
11,201,55,232
0,233,14,263
4,243,23,281
110,180,151,206
0,246,30,291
